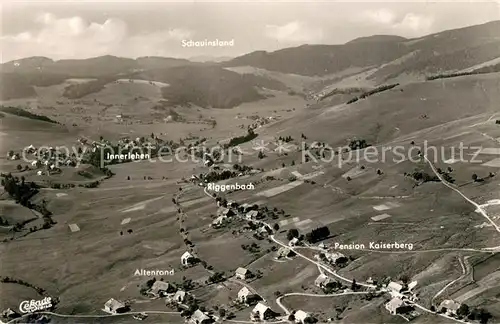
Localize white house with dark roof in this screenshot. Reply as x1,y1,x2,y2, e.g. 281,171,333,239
104,298,128,314
246,210,260,220
235,267,252,280
238,286,251,303
314,274,332,288
174,290,187,303
289,237,300,247
439,300,462,316
294,310,312,323
181,251,195,266
212,215,228,228
251,302,275,321
324,252,347,264
387,281,404,293
276,247,294,259
149,281,173,297
189,309,212,324
385,297,406,315
237,286,262,305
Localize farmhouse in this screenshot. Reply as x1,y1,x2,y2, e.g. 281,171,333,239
181,251,196,266
246,210,260,220
385,297,407,315
387,281,404,293
241,203,258,213
251,302,275,321
314,274,332,288
104,298,128,314
235,267,252,280
257,225,273,235
238,286,251,303
438,300,462,316
174,290,187,303
294,310,312,323
276,247,294,259
324,252,347,265
212,215,228,228
149,281,174,297
289,237,300,247
189,309,213,324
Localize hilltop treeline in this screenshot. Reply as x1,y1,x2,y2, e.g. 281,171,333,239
346,83,399,104
426,63,500,81
0,106,59,124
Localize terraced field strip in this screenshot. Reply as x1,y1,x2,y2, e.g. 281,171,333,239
255,180,304,198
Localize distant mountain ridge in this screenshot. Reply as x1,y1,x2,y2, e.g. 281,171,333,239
222,20,500,79
1,55,198,77
1,20,500,106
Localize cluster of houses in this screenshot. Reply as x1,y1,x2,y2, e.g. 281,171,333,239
247,116,278,131
314,251,348,267
383,280,420,320
212,202,272,238
248,301,314,323
9,145,80,175
148,280,191,305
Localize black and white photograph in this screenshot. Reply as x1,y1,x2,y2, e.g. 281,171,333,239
1,1,500,323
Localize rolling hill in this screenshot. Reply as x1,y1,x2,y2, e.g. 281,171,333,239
223,20,500,82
